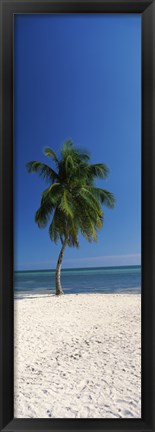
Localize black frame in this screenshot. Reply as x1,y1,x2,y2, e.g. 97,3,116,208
0,0,155,431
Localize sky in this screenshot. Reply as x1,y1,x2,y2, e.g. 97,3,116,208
14,14,141,271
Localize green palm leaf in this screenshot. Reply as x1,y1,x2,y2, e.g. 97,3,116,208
43,147,59,164
88,186,115,208
87,163,109,179
26,161,58,183
59,190,74,219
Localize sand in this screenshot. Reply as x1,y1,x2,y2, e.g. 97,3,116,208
14,293,141,418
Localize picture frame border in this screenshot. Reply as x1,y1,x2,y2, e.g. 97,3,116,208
0,0,155,431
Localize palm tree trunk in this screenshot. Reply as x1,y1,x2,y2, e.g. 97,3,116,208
55,237,68,295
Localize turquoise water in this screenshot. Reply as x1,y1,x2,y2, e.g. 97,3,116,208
14,266,141,298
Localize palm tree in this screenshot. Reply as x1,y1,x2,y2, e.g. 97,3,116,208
26,140,115,295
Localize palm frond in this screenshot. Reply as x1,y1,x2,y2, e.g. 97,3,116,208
65,154,75,176
35,202,53,228
43,147,59,164
73,195,102,242
87,163,109,180
49,208,69,244
61,140,73,158
88,186,115,208
67,220,79,248
26,161,59,183
40,183,61,206
59,190,74,219
79,187,102,214
49,211,59,243
35,184,62,228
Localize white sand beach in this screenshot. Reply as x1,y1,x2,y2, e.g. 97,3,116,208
14,293,141,418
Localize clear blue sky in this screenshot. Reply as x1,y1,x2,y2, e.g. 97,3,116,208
14,14,141,271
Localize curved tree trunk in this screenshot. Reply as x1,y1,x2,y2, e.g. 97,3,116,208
55,237,68,295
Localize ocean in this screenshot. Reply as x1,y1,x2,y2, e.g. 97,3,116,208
14,265,141,298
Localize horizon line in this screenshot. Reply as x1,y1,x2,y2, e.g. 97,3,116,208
15,263,141,273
